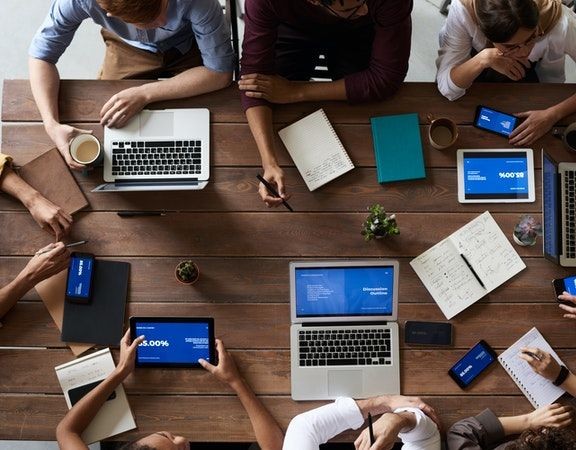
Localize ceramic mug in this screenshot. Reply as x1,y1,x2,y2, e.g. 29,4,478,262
427,114,459,150
69,134,102,165
553,122,576,153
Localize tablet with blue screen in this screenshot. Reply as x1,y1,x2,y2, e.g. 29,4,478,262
457,149,535,203
130,317,215,368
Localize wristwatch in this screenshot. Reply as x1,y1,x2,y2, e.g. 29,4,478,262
553,365,570,386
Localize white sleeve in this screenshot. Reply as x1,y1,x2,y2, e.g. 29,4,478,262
282,397,364,450
435,0,476,101
565,7,576,63
394,407,441,450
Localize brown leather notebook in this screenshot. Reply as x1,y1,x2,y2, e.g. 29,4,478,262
18,148,89,214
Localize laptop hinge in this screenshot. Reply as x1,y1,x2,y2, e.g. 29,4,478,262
302,321,390,327
114,178,200,186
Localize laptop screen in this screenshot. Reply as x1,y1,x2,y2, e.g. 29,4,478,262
294,265,395,318
542,152,559,261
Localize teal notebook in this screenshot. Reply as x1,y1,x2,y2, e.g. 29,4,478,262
370,113,426,183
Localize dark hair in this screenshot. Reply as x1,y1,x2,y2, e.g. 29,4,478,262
119,441,156,450
476,0,539,43
96,0,164,24
506,427,576,450
319,0,347,6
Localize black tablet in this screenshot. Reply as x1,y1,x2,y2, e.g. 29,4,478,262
130,317,215,368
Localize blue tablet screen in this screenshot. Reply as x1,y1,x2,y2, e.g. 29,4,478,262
135,321,212,365
463,151,529,199
66,254,93,299
475,107,518,137
294,266,395,317
451,342,495,386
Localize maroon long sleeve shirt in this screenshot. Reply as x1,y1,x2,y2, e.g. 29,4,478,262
240,0,413,111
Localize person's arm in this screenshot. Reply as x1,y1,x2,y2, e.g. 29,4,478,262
0,163,72,239
0,243,69,320
199,339,283,450
520,347,576,397
446,409,506,450
558,291,576,319
56,330,144,450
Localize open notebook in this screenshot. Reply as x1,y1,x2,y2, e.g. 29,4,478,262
499,327,566,408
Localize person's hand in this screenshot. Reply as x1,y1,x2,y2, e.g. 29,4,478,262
365,395,439,427
509,109,559,146
198,339,242,386
258,165,290,208
558,291,576,319
354,413,407,450
526,403,574,429
20,242,70,287
519,348,562,381
481,48,530,81
46,123,92,170
238,74,299,103
27,193,72,240
100,86,149,129
115,329,145,378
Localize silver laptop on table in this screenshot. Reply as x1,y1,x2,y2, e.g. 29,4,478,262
93,108,210,192
290,260,401,401
542,150,576,266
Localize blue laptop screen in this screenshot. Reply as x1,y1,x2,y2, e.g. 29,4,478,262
463,151,529,199
543,153,559,260
294,266,395,317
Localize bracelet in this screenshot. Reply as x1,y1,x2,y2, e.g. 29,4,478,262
553,365,570,386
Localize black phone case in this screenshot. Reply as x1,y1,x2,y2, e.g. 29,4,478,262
448,340,497,389
404,321,452,346
473,105,519,138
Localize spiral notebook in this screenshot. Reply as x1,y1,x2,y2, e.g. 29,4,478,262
278,109,354,191
498,327,566,408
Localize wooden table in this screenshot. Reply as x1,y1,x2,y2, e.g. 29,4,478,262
2,80,576,443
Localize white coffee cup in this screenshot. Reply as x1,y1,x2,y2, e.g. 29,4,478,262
69,134,101,165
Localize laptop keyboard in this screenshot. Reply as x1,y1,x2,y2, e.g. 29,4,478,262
565,170,575,258
111,140,203,176
298,327,392,367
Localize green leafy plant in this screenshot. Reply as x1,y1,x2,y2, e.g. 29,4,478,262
513,215,542,246
175,260,199,284
361,204,400,241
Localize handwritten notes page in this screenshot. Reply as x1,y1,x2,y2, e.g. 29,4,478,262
410,211,525,319
278,109,354,191
499,328,565,408
55,349,136,444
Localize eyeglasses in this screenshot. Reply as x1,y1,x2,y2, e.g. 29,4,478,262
499,28,543,56
321,0,367,20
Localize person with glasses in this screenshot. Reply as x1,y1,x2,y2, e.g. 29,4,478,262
238,0,413,208
436,0,576,146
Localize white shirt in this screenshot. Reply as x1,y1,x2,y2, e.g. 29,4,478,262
436,0,576,100
282,397,441,450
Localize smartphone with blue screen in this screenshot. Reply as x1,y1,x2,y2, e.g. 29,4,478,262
448,340,497,389
474,105,519,138
65,252,95,304
553,275,576,305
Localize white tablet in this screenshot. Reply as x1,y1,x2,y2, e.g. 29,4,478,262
457,149,535,203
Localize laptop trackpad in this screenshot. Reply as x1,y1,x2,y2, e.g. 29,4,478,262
139,111,174,137
328,370,363,397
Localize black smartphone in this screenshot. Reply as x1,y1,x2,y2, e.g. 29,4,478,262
552,275,576,305
448,340,497,389
65,252,95,304
68,380,116,406
473,105,519,138
404,321,453,346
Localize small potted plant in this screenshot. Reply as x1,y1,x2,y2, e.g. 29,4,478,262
513,215,542,246
175,260,200,285
361,204,400,241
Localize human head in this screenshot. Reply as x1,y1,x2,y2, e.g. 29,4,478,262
121,431,190,450
97,0,169,29
505,426,576,450
475,0,539,43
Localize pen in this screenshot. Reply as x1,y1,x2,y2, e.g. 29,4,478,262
368,412,375,445
256,174,294,212
522,350,542,361
460,253,486,289
117,211,167,217
35,240,88,255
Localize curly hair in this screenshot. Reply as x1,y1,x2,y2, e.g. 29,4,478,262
506,426,576,450
119,441,156,450
475,0,539,43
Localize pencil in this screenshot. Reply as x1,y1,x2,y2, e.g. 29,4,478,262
256,174,294,212
35,240,88,255
368,412,375,445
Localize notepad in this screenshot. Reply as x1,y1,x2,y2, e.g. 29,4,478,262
55,348,136,444
499,328,566,408
410,211,526,319
370,113,426,183
278,109,354,191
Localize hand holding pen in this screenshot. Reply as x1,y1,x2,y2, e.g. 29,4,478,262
256,174,293,211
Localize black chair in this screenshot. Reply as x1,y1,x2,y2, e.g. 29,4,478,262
223,0,241,79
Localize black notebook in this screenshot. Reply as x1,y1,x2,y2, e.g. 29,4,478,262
62,260,130,346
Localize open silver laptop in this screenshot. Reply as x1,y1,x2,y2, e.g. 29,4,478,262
93,109,209,192
290,260,401,400
542,150,576,266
